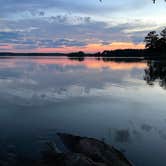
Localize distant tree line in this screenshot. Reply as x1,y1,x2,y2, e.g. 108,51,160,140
144,28,166,52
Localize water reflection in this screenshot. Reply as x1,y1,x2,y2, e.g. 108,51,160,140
141,123,153,132
144,60,166,89
114,129,131,143
0,57,166,166
0,57,148,106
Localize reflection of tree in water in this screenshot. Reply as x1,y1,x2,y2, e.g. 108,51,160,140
144,61,166,89
68,57,85,61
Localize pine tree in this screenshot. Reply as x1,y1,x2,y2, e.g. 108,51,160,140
160,28,166,40
144,31,159,50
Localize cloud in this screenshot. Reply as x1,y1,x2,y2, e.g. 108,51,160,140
0,0,165,52
38,39,86,48
0,32,22,41
0,18,156,51
49,15,91,25
0,0,148,17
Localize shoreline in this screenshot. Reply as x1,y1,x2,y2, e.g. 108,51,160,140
0,49,165,60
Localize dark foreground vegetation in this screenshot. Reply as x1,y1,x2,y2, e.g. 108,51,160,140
0,133,133,166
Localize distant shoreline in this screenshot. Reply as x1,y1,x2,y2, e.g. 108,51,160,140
0,49,165,60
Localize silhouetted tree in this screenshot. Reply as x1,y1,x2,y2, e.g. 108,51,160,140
160,28,166,52
156,38,166,51
157,28,166,52
144,31,159,50
144,28,166,53
161,28,166,40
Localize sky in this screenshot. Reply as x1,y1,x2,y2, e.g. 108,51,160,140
0,0,165,53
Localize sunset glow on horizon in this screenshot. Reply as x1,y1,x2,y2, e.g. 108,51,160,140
34,42,145,53
0,42,145,53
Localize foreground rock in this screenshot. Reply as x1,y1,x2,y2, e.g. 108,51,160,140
40,133,133,166
0,133,133,166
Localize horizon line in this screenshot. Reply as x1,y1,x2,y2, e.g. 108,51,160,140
0,48,146,54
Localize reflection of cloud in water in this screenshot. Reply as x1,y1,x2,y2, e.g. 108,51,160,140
114,129,131,143
158,130,166,140
108,128,132,144
0,57,147,106
1,57,166,166
140,123,166,141
1,85,92,106
0,57,166,143
107,120,166,146
141,124,153,132
132,130,142,140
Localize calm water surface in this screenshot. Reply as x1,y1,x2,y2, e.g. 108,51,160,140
0,56,166,166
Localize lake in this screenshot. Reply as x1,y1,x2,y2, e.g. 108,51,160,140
0,56,166,166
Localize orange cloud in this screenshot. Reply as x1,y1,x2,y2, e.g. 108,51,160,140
0,42,145,53
0,44,13,49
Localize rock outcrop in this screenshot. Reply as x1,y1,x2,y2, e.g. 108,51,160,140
0,133,133,166
40,133,133,166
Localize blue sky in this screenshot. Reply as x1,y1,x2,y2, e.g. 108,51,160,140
0,0,165,52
